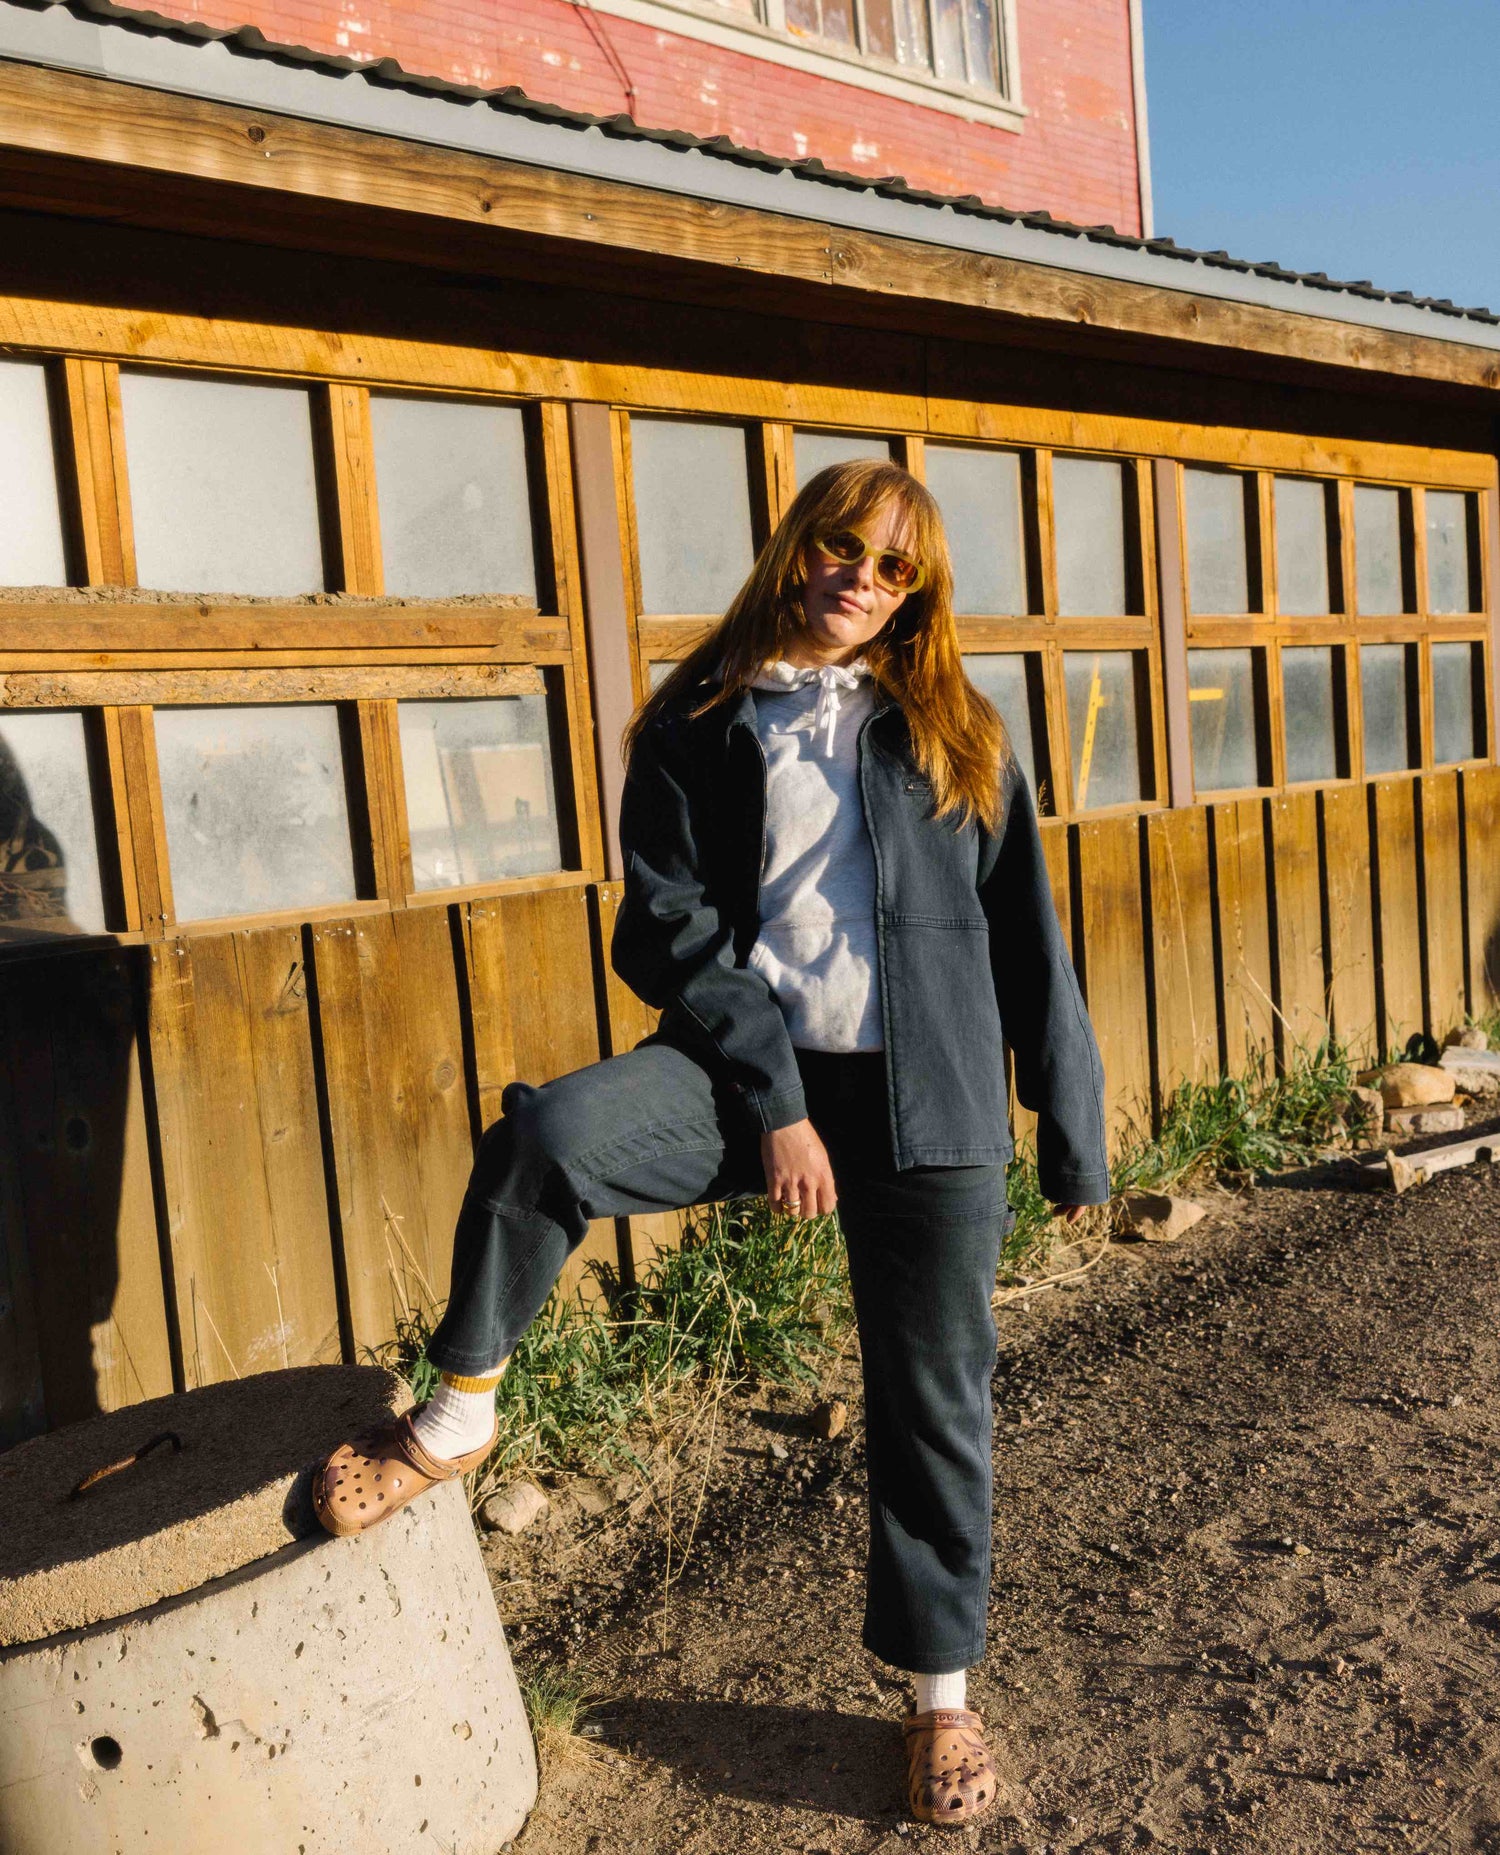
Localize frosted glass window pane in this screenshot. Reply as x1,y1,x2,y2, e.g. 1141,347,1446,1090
631,418,755,615
648,660,676,690
0,712,104,940
399,697,562,891
1426,491,1474,616
1184,468,1251,614
155,705,356,922
931,0,965,80
1188,648,1260,792
963,0,1000,87
0,360,67,587
962,653,1038,795
1064,650,1142,810
1274,477,1332,616
864,0,897,55
1432,641,1481,765
1053,457,1127,617
1354,485,1404,616
121,373,324,596
795,430,893,484
1360,644,1414,775
1282,647,1338,784
371,397,536,600
925,445,1025,616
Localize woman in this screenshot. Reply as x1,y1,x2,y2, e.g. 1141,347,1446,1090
315,459,1109,1827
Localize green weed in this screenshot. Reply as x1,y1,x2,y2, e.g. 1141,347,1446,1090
1113,1040,1357,1193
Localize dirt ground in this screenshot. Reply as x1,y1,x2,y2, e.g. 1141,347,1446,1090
488,1128,1500,1855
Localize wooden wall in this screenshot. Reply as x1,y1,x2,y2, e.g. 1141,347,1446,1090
4,761,1496,1443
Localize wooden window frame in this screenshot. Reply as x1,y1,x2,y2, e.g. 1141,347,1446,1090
0,358,604,955
1,304,1493,916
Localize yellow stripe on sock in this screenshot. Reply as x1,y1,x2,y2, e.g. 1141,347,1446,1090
440,1369,505,1394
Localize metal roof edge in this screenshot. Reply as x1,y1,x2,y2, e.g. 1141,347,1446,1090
3,0,1499,362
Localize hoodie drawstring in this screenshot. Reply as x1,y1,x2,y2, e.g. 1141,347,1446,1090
750,659,869,758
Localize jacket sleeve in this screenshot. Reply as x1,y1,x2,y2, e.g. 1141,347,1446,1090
611,717,808,1134
980,768,1112,1205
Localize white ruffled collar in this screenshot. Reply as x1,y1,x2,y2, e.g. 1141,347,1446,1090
749,657,871,758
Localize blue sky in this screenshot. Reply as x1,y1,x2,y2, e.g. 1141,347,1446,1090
1143,0,1500,314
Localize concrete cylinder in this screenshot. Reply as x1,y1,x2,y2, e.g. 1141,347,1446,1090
0,1367,537,1855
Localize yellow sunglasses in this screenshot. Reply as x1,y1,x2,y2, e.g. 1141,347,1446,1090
811,527,927,595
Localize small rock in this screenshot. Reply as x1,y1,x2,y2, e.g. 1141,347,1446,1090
1358,1062,1456,1108
1444,1025,1489,1051
479,1481,550,1535
767,1438,790,1462
1385,1104,1465,1137
1440,1047,1500,1097
569,1474,629,1517
1121,1192,1207,1243
810,1398,848,1441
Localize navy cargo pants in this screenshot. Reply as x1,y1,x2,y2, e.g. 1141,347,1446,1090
427,1039,1010,1674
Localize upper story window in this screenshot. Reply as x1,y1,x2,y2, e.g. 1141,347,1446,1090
783,0,1002,91
624,0,1021,121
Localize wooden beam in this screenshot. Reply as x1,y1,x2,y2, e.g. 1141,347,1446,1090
3,59,1500,395
569,401,636,882
1152,457,1194,807
0,602,561,655
59,357,135,585
0,664,544,706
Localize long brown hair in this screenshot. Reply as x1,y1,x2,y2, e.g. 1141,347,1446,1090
623,459,1010,830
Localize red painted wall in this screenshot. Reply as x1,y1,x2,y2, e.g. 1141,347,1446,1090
141,0,1144,233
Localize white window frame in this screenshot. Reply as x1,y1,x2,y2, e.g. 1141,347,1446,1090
586,0,1026,132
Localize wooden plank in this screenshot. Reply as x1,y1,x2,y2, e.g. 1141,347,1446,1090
463,898,520,1136
0,947,172,1428
59,356,135,585
112,703,172,938
1038,819,1072,956
388,905,474,1310
1144,808,1217,1098
147,929,341,1384
235,928,344,1368
467,885,612,1305
323,381,383,596
1370,777,1424,1055
356,698,412,903
7,60,1500,395
1419,771,1467,1041
1267,789,1329,1057
1319,783,1378,1059
0,663,542,706
0,602,560,654
0,1006,45,1443
539,399,606,878
1462,764,1500,1014
1073,816,1152,1145
1210,798,1275,1072
310,909,469,1352
1153,458,1194,807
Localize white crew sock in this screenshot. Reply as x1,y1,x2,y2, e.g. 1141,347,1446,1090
410,1364,507,1462
914,1670,968,1714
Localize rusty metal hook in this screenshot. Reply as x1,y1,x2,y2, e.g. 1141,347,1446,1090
69,1431,182,1500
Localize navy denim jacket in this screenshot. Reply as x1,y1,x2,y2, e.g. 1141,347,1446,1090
612,679,1110,1204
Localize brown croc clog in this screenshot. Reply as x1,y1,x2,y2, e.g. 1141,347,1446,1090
313,1412,498,1538
904,1707,1001,1827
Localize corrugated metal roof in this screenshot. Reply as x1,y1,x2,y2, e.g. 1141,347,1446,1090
7,0,1498,330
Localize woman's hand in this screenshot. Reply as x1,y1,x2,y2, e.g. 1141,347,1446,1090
1054,1203,1087,1224
761,1119,837,1220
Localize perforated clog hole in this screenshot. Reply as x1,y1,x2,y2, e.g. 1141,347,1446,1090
90,1737,123,1771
